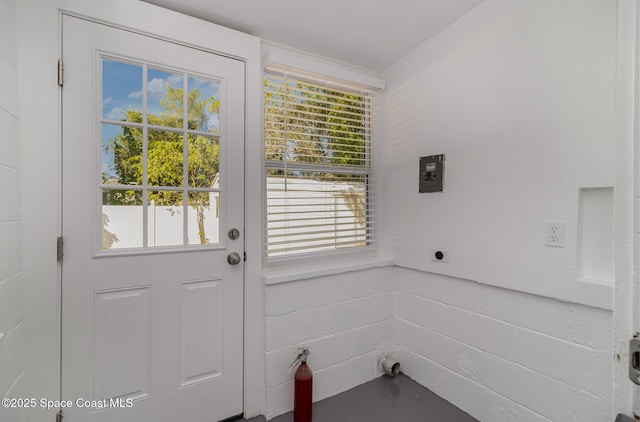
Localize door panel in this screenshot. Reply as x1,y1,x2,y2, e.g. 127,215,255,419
94,286,151,402
61,15,245,422
179,278,224,386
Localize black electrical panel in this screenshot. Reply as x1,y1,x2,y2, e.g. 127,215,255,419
419,154,445,193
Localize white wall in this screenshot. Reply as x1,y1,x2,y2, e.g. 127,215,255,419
382,0,616,306
381,0,618,420
263,267,395,419
0,0,25,421
396,267,612,421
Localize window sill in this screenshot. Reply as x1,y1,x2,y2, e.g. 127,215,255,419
262,255,395,285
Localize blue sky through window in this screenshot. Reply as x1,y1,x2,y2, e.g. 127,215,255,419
102,60,142,120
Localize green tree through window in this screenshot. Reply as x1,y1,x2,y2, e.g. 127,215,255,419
103,81,220,246
264,72,373,257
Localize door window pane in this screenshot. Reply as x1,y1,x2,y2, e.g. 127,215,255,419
102,59,143,121
101,189,143,249
188,191,219,245
102,123,143,185
148,68,184,129
148,190,185,247
188,77,220,133
148,130,184,188
188,135,219,188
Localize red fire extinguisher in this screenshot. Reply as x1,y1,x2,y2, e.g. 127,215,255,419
289,348,312,422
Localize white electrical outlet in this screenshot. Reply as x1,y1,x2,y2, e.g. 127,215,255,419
431,249,449,263
545,222,565,248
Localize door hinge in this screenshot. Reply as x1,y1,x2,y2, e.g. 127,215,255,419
57,236,64,262
56,410,63,422
58,59,64,87
630,335,640,385
243,251,247,262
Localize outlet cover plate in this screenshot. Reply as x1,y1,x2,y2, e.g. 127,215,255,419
545,222,565,247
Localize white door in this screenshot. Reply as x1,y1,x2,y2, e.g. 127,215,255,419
61,15,245,422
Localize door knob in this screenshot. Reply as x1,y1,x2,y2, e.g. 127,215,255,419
228,228,240,240
227,252,242,265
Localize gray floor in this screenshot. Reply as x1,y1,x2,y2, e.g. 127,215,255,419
245,374,479,422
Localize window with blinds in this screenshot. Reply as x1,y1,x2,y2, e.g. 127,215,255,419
264,70,375,259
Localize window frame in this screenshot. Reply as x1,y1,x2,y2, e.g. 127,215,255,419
263,68,377,262
98,55,225,253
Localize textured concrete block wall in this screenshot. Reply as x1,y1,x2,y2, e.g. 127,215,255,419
379,1,616,420
263,267,395,419
0,0,25,421
395,267,612,422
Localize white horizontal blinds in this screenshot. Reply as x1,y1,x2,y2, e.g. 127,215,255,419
264,70,375,258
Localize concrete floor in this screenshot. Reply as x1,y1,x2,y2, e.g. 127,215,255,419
245,374,479,422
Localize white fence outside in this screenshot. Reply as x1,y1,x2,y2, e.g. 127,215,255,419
102,178,365,252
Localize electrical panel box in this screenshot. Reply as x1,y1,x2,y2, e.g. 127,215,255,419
419,154,445,193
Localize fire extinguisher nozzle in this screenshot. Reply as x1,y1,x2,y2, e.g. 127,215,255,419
288,347,311,372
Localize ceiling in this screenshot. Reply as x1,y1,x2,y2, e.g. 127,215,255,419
143,0,485,71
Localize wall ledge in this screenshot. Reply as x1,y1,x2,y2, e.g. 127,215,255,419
263,259,612,310
262,255,395,285
394,264,613,311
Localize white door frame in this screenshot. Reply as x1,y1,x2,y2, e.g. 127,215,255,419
613,0,639,418
17,1,266,421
